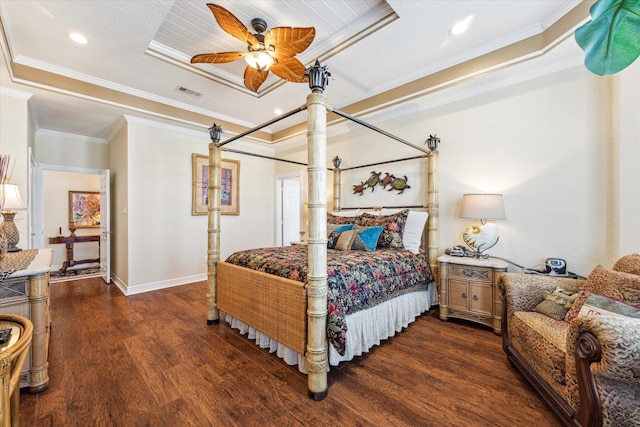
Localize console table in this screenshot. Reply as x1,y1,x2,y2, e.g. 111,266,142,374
48,235,100,273
0,249,52,392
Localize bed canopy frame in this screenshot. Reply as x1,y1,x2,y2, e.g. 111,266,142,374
205,61,440,400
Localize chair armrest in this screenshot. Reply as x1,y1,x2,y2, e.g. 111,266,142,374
570,316,640,382
566,316,640,425
500,273,587,314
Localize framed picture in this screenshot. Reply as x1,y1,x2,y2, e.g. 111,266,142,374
69,191,101,229
192,154,240,216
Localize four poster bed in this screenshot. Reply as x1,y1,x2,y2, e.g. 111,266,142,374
205,62,440,400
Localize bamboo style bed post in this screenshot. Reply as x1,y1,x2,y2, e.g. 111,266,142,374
206,124,223,324
305,61,331,400
332,156,341,211
427,150,440,293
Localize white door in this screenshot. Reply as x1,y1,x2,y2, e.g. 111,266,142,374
99,170,111,283
281,177,301,245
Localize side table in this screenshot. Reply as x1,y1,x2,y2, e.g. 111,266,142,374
438,254,507,334
0,249,52,392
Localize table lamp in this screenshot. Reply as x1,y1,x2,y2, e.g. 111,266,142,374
460,193,505,258
0,182,25,252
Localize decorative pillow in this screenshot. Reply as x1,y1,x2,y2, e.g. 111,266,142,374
350,226,384,252
328,213,358,225
327,224,353,249
584,264,640,305
612,253,640,276
356,209,408,249
577,294,640,319
565,289,594,322
534,287,578,320
402,211,428,254
335,229,358,251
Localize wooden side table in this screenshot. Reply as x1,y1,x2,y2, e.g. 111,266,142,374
47,235,100,273
437,255,507,335
0,249,52,392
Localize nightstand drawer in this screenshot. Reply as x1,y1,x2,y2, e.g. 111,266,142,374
449,264,492,281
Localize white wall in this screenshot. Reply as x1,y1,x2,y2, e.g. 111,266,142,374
277,65,628,277
34,130,109,170
0,88,32,249
616,59,640,255
124,117,276,294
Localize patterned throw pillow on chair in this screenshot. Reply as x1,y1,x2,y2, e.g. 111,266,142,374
584,264,640,305
534,287,578,320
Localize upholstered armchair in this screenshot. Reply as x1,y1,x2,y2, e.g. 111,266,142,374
500,254,640,427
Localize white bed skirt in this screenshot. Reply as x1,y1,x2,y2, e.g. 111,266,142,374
222,283,435,373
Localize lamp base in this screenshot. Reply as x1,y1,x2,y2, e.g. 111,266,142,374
1,211,21,254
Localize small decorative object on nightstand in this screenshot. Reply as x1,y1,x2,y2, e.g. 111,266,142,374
438,254,507,334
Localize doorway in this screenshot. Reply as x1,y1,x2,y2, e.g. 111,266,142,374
31,162,111,283
275,171,304,246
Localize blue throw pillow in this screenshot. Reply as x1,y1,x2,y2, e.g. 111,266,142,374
351,226,384,252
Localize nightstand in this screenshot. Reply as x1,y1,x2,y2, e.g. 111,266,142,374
437,255,507,335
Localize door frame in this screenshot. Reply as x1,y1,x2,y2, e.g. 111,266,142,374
31,163,111,281
274,170,304,246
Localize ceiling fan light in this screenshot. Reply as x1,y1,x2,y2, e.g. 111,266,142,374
245,50,274,72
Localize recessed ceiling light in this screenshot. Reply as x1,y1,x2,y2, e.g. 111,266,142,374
68,32,88,44
274,108,283,116
450,15,473,36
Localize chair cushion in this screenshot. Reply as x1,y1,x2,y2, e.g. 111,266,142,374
511,312,569,397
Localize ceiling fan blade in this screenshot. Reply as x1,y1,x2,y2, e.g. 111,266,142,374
191,52,246,64
207,4,259,46
265,27,316,58
244,66,269,92
269,57,307,83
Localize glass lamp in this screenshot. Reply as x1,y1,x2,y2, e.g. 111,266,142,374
460,193,505,258
245,50,274,72
0,182,25,252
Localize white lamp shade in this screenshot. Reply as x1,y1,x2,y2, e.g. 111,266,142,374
460,193,505,220
0,183,24,211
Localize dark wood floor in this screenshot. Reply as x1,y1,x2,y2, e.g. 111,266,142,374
18,277,561,426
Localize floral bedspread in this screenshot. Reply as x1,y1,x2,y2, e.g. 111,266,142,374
225,246,434,355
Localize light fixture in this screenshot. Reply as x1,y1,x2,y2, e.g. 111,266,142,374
459,193,505,258
0,181,25,252
245,50,274,72
450,15,473,36
68,32,88,44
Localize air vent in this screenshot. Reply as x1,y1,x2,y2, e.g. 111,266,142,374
175,86,202,98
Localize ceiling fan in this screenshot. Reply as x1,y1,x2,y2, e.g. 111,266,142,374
191,4,316,92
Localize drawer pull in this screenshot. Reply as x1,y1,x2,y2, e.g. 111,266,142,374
461,293,467,299
473,295,478,301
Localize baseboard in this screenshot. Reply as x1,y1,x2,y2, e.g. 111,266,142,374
114,273,207,296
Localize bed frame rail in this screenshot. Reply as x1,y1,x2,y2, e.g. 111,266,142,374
217,262,307,354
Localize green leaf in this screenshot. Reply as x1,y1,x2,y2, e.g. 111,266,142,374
575,0,640,75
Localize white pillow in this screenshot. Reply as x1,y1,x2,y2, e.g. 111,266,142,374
402,211,429,254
